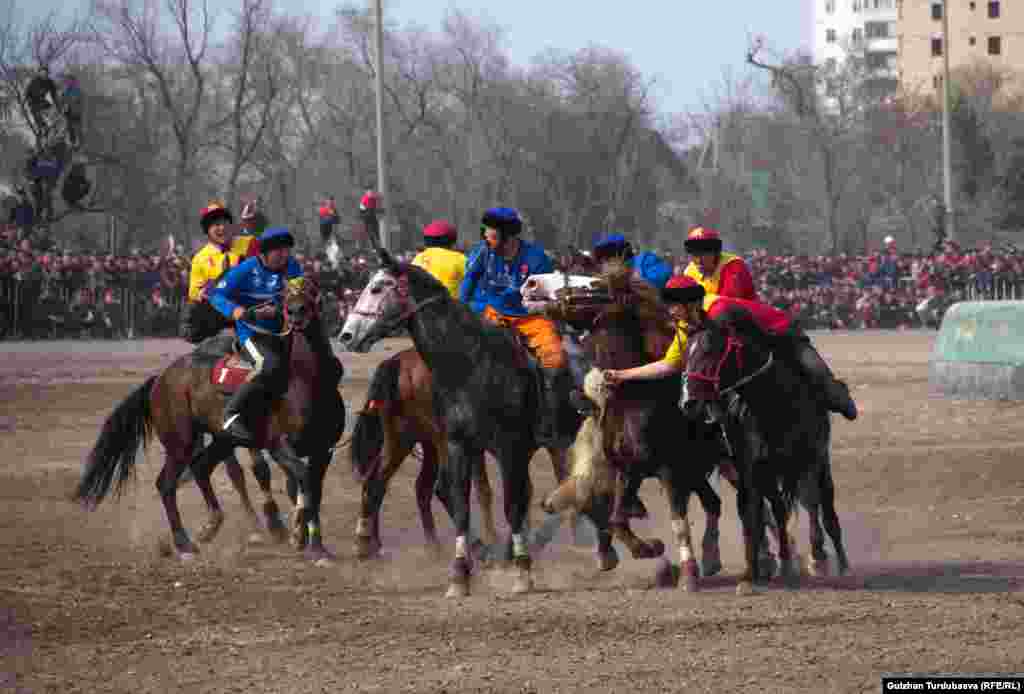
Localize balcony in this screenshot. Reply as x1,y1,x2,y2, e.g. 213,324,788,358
865,36,898,52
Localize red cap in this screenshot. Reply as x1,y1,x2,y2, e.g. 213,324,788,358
686,226,720,242
359,191,380,212
665,275,701,291
423,220,456,238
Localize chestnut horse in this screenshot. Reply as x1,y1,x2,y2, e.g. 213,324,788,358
538,261,724,590
74,280,346,563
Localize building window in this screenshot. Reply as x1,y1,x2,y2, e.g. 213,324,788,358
825,0,835,13
932,37,943,56
826,28,837,43
866,21,894,38
932,3,942,20
988,1,1000,18
989,36,1002,55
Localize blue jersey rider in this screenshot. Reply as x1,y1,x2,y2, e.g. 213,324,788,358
459,207,573,445
592,233,672,290
209,227,343,445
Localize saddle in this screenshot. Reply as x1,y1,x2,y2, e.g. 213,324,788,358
210,344,255,393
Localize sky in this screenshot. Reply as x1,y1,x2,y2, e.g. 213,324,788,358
20,0,814,116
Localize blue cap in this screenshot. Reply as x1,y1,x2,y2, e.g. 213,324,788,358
258,227,295,250
594,233,627,250
481,207,522,236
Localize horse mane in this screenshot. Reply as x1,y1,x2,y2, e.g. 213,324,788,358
546,259,671,329
401,262,527,360
596,259,670,327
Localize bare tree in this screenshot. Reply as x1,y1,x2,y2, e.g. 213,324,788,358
92,0,214,235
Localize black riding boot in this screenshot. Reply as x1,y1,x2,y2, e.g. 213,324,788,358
222,381,264,446
793,341,858,420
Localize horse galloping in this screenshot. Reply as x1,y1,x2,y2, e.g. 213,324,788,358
685,316,849,595
537,261,724,590
74,279,346,563
339,251,583,598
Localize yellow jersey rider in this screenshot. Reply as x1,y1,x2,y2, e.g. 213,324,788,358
411,220,465,299
460,207,573,445
682,225,757,301
604,275,858,420
189,200,245,303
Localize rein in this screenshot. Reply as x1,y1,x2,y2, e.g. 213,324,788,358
353,291,446,335
687,329,773,397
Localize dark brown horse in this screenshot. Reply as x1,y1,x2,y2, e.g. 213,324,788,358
74,280,346,563
540,262,724,590
348,347,501,558
685,316,848,594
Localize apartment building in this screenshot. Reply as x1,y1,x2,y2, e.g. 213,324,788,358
814,0,900,94
899,0,1024,95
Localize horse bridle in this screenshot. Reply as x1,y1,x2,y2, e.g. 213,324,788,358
350,272,446,334
687,327,774,397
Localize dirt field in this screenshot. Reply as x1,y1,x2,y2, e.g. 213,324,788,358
2,331,1024,694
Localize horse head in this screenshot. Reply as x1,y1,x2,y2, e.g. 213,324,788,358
282,276,318,333
338,257,447,353
684,319,773,424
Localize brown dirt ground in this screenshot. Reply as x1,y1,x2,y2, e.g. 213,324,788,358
2,331,1024,694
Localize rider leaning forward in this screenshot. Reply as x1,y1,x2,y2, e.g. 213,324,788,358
209,227,343,446
459,207,573,444
603,275,858,421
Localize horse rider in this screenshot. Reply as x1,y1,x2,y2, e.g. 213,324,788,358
589,232,673,516
682,225,757,301
189,201,246,305
411,220,466,299
459,207,573,444
592,232,672,290
602,275,858,421
209,227,343,446
25,65,59,139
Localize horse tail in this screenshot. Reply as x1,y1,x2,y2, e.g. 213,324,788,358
351,356,402,482
75,376,156,506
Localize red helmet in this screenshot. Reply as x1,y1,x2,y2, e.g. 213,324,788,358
199,200,233,230
684,226,722,254
662,275,706,304
423,220,456,239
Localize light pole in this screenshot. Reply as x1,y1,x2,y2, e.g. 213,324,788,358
372,0,390,251
941,0,956,243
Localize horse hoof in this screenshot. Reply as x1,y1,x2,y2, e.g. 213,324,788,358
511,572,533,594
306,545,335,566
808,557,830,577
736,581,755,596
596,548,620,572
156,537,173,558
679,559,699,592
758,554,778,579
354,537,380,560
654,558,676,589
445,582,469,599
701,545,723,577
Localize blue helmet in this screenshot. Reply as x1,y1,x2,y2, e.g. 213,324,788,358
593,232,632,261
480,207,522,238
259,227,295,253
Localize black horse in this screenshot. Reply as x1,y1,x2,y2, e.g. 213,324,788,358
339,254,582,598
685,316,848,594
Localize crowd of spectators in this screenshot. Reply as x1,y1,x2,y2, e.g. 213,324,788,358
3,225,1024,340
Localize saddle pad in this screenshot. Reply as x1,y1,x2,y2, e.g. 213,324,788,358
211,354,253,392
